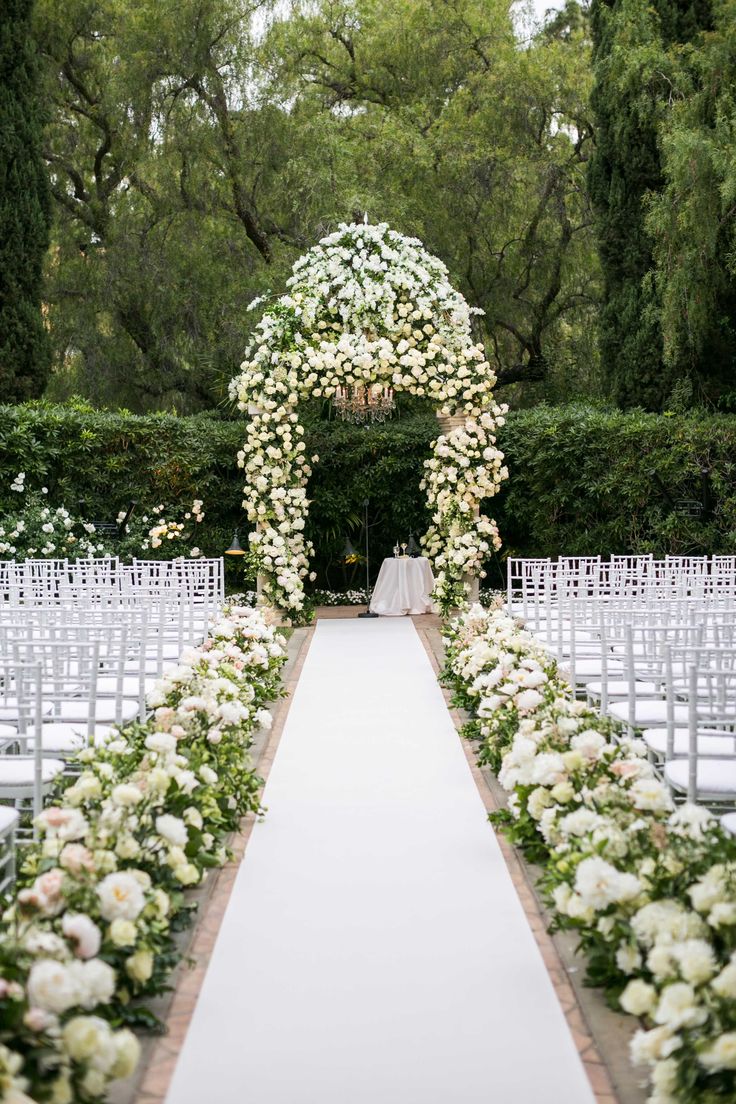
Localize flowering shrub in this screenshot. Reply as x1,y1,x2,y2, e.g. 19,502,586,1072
0,475,205,561
0,475,103,559
229,222,508,616
0,604,286,1102
443,605,736,1104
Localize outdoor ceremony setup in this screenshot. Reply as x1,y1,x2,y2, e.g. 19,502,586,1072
6,0,736,1101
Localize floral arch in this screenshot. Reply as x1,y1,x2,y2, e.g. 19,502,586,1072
230,222,509,616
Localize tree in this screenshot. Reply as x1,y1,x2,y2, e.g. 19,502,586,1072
270,0,601,391
587,0,712,410
38,0,602,409
0,0,52,400
645,0,736,405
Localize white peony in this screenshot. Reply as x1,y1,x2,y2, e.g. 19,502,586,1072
574,857,642,911
61,914,101,960
620,979,656,1017
699,1032,736,1071
653,982,707,1030
155,814,188,848
27,960,79,1014
97,872,145,921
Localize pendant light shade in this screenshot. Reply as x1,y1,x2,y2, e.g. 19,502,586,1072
225,530,245,556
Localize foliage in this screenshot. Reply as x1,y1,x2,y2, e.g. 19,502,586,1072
587,0,712,411
0,0,52,400
34,0,600,410
3,403,736,587
496,403,736,569
645,0,736,402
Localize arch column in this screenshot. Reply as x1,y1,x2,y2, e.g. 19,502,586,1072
248,403,269,605
435,412,480,604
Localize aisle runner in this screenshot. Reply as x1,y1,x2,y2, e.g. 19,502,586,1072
165,619,595,1104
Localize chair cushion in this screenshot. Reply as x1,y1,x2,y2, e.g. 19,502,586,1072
609,700,689,726
95,676,154,698
664,758,736,797
0,758,65,788
587,680,659,698
0,805,19,833
26,722,112,753
644,728,736,757
721,812,736,837
569,657,624,676
0,701,54,721
51,698,140,724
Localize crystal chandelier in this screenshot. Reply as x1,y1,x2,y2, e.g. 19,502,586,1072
332,384,395,424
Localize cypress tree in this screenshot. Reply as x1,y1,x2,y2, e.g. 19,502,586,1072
588,0,712,410
0,0,51,400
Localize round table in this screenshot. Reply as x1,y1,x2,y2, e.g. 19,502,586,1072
369,557,435,616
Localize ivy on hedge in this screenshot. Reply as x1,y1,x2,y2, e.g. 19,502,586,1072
0,401,734,588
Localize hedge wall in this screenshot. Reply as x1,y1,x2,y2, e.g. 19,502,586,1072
0,401,734,589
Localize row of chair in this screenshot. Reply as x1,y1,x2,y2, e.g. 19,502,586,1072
507,556,736,830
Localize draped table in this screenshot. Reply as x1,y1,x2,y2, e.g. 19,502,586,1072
369,557,435,616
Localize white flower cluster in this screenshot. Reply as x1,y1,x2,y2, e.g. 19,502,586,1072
229,222,508,614
1,604,286,1102
445,605,736,1103
0,475,104,558
421,412,508,610
139,500,205,552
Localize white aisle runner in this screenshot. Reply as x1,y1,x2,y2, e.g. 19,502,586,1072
165,619,595,1104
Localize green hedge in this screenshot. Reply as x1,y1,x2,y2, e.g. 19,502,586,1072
0,401,734,588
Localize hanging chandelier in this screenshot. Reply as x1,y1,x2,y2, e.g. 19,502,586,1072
332,384,395,425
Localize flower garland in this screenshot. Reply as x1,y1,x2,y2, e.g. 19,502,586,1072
229,222,508,616
0,605,286,1103
443,605,736,1104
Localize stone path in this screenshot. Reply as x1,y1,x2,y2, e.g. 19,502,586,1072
159,618,596,1104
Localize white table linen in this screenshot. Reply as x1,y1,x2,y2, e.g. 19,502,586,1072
370,557,434,616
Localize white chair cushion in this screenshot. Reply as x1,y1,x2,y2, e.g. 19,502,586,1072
0,701,54,721
533,629,597,644
27,722,112,753
95,676,154,698
587,680,659,698
609,700,689,726
644,728,736,757
665,758,736,797
0,758,65,788
51,699,140,724
721,812,736,837
569,657,624,677
0,805,19,833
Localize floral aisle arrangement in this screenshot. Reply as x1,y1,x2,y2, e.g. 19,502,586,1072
0,473,205,561
0,604,286,1104
443,605,736,1104
229,221,508,617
